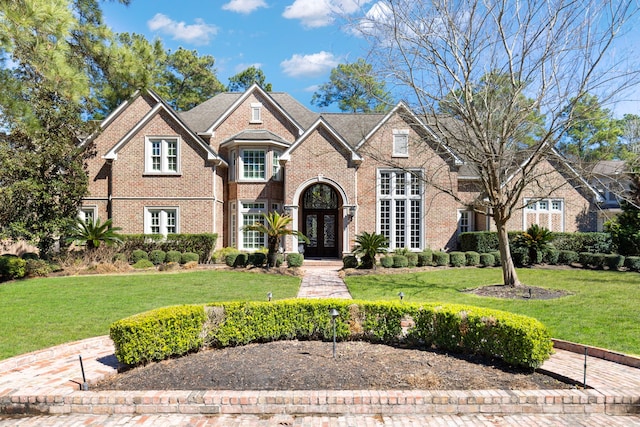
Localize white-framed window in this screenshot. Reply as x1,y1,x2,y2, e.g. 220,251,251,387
272,150,282,181
79,207,97,225
250,103,263,123
392,129,409,157
457,209,474,234
378,169,423,250
524,198,564,231
229,150,237,181
241,149,266,180
144,207,178,235
240,201,266,250
229,202,237,247
145,137,180,174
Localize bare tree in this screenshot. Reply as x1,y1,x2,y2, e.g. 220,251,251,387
353,0,639,287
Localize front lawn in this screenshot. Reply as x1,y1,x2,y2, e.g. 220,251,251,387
0,270,300,360
345,268,640,356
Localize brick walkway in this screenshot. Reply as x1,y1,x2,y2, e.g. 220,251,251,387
1,263,639,426
296,260,352,299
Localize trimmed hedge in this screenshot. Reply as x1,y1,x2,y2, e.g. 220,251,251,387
249,252,267,267
380,256,394,268
166,250,182,264
392,254,408,268
625,256,640,272
110,305,207,365
449,251,466,267
110,301,553,369
119,233,218,263
558,250,578,265
479,253,495,267
130,249,148,263
433,251,450,266
605,254,625,271
181,252,200,264
417,250,433,267
342,255,358,269
286,253,304,268
149,250,166,265
465,251,480,266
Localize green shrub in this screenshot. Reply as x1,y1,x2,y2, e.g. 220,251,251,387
130,249,148,263
479,253,495,267
249,252,267,267
579,252,593,267
213,247,240,264
286,253,304,268
624,256,640,272
275,254,284,267
225,252,239,267
491,251,501,266
21,252,39,260
433,251,450,266
417,250,432,267
234,253,249,267
511,247,529,267
132,259,154,269
392,254,408,268
380,255,394,268
406,252,418,267
110,305,206,365
25,259,51,277
165,250,182,264
342,255,358,269
449,251,466,267
110,301,553,369
552,232,612,253
112,253,128,263
181,252,199,264
465,251,480,266
162,233,218,263
149,250,167,265
0,255,27,280
605,254,625,271
459,232,499,253
558,250,578,265
544,248,560,265
591,253,607,269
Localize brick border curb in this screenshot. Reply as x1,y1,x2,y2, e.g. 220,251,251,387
552,339,640,369
2,388,638,417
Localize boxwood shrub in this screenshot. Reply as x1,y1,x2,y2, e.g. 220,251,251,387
465,251,480,266
181,252,200,264
110,301,553,369
149,250,166,265
286,253,304,268
225,252,239,267
490,251,501,266
449,251,466,267
433,251,450,266
234,253,249,267
544,248,560,265
479,253,495,267
417,250,432,267
342,255,358,269
130,249,148,263
165,250,182,264
392,254,408,268
110,305,207,365
132,259,154,269
0,255,27,280
380,255,394,268
605,254,625,271
249,252,267,267
558,250,578,265
624,256,640,272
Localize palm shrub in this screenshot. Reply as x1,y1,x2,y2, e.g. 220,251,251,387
243,211,309,268
352,231,388,269
66,218,122,252
513,224,554,265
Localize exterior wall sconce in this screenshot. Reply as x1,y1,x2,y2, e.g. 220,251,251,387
347,205,357,221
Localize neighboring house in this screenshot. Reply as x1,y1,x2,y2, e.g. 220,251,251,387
589,160,629,231
82,84,604,258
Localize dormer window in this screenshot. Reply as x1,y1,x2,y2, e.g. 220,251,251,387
250,103,263,124
392,129,409,157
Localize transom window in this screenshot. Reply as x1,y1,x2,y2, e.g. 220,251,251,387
146,137,179,174
392,129,409,157
242,149,266,180
524,198,564,231
378,169,423,250
145,208,178,235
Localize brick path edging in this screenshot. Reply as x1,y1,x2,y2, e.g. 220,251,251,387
2,388,638,417
553,339,640,369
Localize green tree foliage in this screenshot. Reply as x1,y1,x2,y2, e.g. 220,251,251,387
243,212,308,268
66,218,123,251
312,59,393,112
558,94,623,162
352,231,388,269
606,171,640,256
227,66,272,92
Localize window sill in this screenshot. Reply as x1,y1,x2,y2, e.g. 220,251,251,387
391,154,409,158
143,172,182,177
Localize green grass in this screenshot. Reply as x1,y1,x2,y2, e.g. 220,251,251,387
0,270,300,360
345,268,640,356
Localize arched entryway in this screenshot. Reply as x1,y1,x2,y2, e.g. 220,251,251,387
301,183,340,258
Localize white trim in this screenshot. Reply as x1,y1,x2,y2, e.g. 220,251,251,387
523,198,564,231
79,206,98,224
250,103,263,124
144,136,181,175
457,208,474,235
239,200,267,251
144,207,179,235
392,129,410,157
239,147,267,181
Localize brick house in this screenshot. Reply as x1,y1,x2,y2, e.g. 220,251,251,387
82,84,603,258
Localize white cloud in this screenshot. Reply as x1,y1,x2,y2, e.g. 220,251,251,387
222,0,268,14
281,51,340,78
234,62,263,73
147,13,218,45
282,0,373,29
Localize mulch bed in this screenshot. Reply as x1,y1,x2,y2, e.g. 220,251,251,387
94,340,573,391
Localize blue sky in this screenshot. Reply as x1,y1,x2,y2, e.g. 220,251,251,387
101,0,373,110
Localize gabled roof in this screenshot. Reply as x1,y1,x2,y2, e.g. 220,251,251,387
103,89,227,167
180,84,306,136
281,117,363,164
354,102,464,165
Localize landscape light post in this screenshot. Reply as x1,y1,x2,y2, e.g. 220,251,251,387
329,308,339,359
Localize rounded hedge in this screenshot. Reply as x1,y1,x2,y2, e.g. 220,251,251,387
490,251,501,266
286,253,304,268
380,256,394,268
132,259,154,269
465,251,480,266
558,250,578,265
479,253,495,267
392,254,408,268
149,250,167,265
181,252,199,264
433,251,450,266
165,250,182,263
624,256,640,272
342,255,358,269
110,300,553,369
417,250,433,267
249,252,267,267
406,253,418,267
131,249,148,263
449,251,466,267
